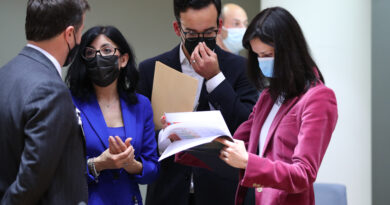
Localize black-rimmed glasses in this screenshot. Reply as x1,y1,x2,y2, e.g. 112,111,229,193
82,45,120,59
180,28,219,41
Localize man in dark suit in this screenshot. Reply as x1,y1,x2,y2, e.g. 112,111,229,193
0,1,90,204
138,1,258,204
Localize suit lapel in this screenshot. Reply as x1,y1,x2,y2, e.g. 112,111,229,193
120,98,137,149
77,96,110,149
166,44,182,72
260,96,300,157
248,91,274,154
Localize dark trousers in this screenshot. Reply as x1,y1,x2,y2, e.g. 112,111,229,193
189,193,196,205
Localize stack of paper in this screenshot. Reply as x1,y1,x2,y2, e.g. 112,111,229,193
158,111,232,161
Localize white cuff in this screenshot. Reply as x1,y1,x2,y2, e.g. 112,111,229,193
158,129,171,155
206,72,225,93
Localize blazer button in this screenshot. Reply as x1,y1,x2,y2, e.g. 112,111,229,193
256,187,263,193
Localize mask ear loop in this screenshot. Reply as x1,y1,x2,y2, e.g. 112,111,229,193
65,30,76,56
67,30,77,50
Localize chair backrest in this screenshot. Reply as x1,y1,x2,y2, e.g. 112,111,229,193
314,183,347,205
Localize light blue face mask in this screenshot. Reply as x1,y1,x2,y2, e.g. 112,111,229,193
222,27,246,54
257,57,274,78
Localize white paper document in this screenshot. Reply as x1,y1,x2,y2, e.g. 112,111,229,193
158,111,232,161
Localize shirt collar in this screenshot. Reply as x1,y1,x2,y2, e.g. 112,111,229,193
179,43,189,66
26,43,62,78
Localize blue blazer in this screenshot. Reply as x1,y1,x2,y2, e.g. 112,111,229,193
72,93,159,205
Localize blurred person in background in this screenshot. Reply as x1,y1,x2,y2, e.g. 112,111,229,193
216,3,248,55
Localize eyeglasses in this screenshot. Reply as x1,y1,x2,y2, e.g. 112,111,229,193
82,45,120,59
180,27,219,42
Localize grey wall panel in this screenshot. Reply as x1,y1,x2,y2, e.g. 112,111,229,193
0,0,259,67
372,0,390,205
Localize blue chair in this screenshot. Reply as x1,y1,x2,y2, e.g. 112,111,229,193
314,183,347,205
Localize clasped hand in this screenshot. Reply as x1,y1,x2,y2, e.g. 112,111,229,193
95,136,137,171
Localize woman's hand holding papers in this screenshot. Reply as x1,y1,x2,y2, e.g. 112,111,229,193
215,138,249,169
161,115,181,142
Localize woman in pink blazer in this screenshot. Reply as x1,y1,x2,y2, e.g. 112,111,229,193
217,7,338,205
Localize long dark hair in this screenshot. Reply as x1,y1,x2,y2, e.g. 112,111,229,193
66,26,139,104
243,7,324,102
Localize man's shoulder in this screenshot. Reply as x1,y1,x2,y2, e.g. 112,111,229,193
139,52,170,66
217,47,246,65
2,49,58,75
2,53,67,97
135,93,151,104
139,45,180,70
1,52,30,72
2,54,50,82
216,48,247,78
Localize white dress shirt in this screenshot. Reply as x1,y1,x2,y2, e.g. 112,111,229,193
27,43,62,78
258,100,281,157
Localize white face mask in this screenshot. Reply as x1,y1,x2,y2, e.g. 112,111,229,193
257,57,274,78
222,27,246,54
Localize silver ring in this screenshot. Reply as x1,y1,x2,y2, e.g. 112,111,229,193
123,163,128,167
192,60,196,64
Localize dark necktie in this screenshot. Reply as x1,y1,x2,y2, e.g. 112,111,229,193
196,81,210,111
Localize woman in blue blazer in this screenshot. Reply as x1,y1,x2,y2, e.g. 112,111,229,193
66,26,159,205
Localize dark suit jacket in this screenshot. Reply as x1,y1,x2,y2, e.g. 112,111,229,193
138,45,258,205
0,46,88,205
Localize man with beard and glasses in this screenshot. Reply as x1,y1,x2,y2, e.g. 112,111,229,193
138,0,258,204
0,0,89,204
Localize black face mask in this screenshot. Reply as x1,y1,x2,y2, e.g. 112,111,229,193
184,37,216,55
63,31,80,67
84,55,120,87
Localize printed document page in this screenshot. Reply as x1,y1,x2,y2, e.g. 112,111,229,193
158,111,232,161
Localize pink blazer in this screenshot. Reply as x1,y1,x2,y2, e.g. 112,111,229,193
234,82,338,205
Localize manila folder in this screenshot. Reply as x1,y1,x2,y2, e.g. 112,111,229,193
151,61,198,129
